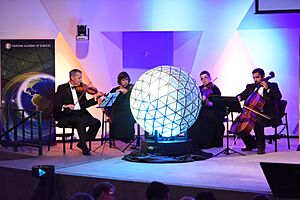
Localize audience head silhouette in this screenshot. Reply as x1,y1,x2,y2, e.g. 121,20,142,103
179,196,196,200
69,192,94,200
92,182,116,200
146,181,170,200
195,191,216,200
252,194,272,200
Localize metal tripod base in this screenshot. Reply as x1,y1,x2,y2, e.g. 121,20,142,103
214,147,245,157
122,124,141,152
122,135,141,152
93,140,123,155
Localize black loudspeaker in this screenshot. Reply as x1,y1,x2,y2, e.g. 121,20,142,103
260,162,300,198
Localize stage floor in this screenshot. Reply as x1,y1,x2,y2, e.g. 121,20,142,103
0,137,299,199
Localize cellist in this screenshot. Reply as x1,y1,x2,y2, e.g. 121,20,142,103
236,68,282,154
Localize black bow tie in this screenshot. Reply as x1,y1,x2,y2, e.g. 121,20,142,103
71,86,76,89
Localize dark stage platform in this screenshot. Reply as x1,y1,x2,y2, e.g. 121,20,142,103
0,137,299,200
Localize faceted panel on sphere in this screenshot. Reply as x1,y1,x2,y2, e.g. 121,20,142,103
130,66,201,137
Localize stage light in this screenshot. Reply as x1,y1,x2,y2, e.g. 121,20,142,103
130,65,201,138
76,25,89,40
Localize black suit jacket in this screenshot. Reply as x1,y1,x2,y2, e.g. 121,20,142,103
238,82,282,126
53,83,97,121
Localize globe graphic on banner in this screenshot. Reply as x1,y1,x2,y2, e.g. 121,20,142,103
1,73,55,142
130,65,201,137
17,74,55,119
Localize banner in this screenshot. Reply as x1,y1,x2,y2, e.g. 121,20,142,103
1,39,55,144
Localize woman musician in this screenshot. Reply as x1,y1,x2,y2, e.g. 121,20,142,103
188,70,225,150
105,71,135,146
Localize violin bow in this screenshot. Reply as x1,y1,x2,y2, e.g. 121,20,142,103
243,105,271,120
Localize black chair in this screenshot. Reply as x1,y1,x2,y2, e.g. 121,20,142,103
48,115,94,154
265,100,290,152
48,114,75,154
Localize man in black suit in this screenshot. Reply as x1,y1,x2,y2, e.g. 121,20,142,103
54,69,103,155
237,68,282,154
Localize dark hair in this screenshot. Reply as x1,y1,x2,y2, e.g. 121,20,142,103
252,68,265,77
195,191,216,200
69,69,82,79
117,71,130,85
68,192,94,200
146,181,170,200
199,70,211,78
92,182,115,199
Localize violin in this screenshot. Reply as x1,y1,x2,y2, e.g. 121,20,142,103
116,84,133,94
75,82,103,106
75,82,98,95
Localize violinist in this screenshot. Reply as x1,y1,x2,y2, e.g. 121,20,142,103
105,71,135,146
53,69,103,155
188,70,225,150
236,68,282,154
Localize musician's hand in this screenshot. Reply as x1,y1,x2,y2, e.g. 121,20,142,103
93,92,103,100
206,100,213,107
97,97,103,106
260,81,269,90
106,116,112,123
117,88,128,94
237,95,241,101
202,95,207,102
63,104,75,110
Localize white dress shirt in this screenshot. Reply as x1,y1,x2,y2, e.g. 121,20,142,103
70,83,81,110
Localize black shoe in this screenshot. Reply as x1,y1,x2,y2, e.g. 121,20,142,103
257,149,265,155
76,142,83,149
77,142,91,156
82,150,91,156
241,145,258,151
110,141,116,148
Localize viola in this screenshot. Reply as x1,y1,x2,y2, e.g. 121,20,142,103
230,72,275,136
75,82,98,95
201,77,217,99
201,82,214,98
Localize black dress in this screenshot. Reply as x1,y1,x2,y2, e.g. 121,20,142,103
107,84,135,143
188,85,225,149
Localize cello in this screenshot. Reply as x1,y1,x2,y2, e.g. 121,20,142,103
230,72,275,136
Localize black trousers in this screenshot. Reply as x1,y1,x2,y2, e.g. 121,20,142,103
241,115,271,150
60,112,101,146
